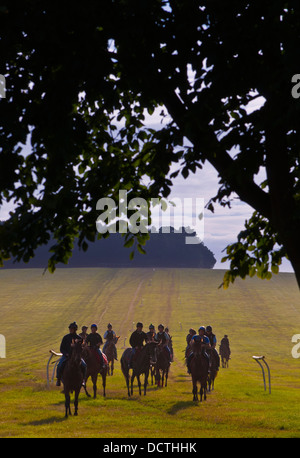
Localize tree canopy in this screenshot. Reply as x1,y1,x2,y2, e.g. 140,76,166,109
0,1,299,289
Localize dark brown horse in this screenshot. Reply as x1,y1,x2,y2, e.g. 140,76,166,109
219,342,230,368
82,346,107,398
155,345,170,387
189,340,209,402
120,342,157,397
103,336,119,376
62,339,83,417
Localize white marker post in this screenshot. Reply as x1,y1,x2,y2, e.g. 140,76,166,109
47,350,62,387
252,355,271,394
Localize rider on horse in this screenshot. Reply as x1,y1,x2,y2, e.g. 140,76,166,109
103,323,118,360
146,324,156,342
155,324,171,363
186,326,210,374
85,324,106,367
56,321,87,386
205,325,220,371
128,322,148,368
220,334,231,357
79,325,88,341
185,328,196,358
165,327,174,361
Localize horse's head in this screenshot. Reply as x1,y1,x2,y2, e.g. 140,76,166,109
146,341,158,363
191,339,203,357
70,339,83,363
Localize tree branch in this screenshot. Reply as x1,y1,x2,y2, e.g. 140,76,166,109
161,88,271,219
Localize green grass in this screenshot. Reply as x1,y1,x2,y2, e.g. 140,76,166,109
0,267,300,437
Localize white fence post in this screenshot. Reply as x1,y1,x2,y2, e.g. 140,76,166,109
252,355,271,394
47,350,62,387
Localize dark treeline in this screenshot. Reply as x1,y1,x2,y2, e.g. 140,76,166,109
1,226,216,269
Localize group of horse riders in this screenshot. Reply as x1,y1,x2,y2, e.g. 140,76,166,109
128,322,173,368
56,321,118,386
56,321,173,386
185,325,221,374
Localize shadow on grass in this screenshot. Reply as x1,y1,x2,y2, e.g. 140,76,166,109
22,416,66,426
167,400,199,415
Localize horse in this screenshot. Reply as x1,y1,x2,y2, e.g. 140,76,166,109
219,343,230,368
120,342,157,397
81,346,107,398
207,348,218,392
189,340,209,402
155,345,170,387
61,339,84,418
103,336,119,376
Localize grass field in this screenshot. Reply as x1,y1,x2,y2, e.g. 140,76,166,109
0,267,300,438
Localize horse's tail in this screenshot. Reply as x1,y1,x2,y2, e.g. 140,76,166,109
120,348,131,376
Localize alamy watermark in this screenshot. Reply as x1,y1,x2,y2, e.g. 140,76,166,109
291,74,300,99
96,191,204,244
291,334,300,359
0,75,6,98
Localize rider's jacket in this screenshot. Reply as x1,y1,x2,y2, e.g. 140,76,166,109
86,332,103,348
206,332,217,347
191,334,210,345
155,331,169,345
146,331,155,342
60,333,82,356
104,329,116,341
129,330,148,348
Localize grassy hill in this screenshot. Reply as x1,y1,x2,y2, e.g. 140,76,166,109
0,267,299,437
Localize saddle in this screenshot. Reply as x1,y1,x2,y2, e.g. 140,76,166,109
102,353,108,366
91,348,108,366
127,347,142,368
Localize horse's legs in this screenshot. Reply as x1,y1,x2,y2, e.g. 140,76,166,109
74,389,80,416
102,372,106,397
192,384,198,401
144,371,149,396
165,368,168,387
200,381,207,401
83,373,91,397
92,374,97,398
124,369,130,397
111,359,114,376
156,368,160,387
130,373,135,396
137,374,142,396
65,392,71,417
126,375,130,397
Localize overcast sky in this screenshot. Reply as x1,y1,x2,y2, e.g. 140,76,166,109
166,162,293,272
